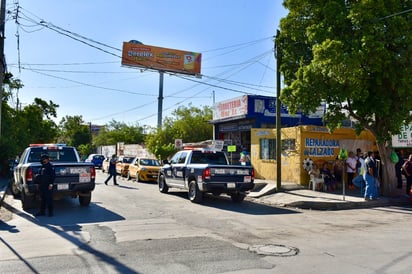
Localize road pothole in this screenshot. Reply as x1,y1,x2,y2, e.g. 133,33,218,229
249,244,299,257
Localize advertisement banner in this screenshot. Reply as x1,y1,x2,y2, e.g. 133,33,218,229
392,124,412,147
213,95,248,120
121,42,201,76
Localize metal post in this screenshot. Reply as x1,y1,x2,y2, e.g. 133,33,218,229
157,71,164,129
275,30,282,191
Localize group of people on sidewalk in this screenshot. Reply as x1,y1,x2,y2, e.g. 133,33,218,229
352,149,412,200
309,148,411,201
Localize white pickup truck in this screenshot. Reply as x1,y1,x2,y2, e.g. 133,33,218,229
11,144,96,210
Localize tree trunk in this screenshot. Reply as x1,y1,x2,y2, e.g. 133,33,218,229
376,142,403,197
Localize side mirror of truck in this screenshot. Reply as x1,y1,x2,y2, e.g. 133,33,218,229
162,159,169,165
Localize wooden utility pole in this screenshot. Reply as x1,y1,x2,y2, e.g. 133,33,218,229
0,0,6,137
275,30,282,191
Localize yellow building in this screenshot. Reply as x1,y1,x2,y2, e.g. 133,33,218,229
250,126,376,186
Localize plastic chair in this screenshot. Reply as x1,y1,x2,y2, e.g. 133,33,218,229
308,174,326,191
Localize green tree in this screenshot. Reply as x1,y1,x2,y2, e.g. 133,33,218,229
93,120,145,146
145,104,213,160
58,115,91,148
14,98,59,149
1,74,25,167
278,0,412,195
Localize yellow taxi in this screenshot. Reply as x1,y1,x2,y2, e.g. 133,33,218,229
127,158,161,182
115,156,135,177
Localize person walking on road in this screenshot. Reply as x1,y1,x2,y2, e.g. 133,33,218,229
105,154,119,186
35,154,55,217
364,151,378,200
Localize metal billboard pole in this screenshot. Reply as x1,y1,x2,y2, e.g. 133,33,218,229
157,71,164,129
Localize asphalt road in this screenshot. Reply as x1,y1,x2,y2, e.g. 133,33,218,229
1,171,412,273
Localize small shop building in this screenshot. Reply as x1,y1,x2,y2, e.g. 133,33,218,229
250,126,376,186
210,95,325,164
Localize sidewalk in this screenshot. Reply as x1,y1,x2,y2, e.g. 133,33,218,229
247,179,412,210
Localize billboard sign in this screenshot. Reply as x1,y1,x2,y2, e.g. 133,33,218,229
121,41,202,76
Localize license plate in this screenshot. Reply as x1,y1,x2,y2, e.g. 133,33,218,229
57,184,69,190
227,183,236,188
79,173,91,182
244,176,252,183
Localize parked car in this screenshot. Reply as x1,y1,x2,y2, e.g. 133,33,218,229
127,158,161,182
116,156,135,177
85,154,105,169
102,157,110,173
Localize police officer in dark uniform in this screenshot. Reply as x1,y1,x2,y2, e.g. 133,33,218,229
35,154,55,217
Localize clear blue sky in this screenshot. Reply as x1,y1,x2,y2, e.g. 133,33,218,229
4,0,288,127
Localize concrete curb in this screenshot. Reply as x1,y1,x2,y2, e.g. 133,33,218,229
248,180,412,210
283,198,412,210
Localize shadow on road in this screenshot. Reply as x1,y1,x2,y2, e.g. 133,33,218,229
165,191,302,215
0,195,139,274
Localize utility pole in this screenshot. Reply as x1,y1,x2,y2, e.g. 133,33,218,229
275,30,282,191
0,0,6,137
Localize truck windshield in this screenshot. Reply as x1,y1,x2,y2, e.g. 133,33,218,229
27,147,78,163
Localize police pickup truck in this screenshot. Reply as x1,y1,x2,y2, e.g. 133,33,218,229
11,144,96,210
158,149,254,203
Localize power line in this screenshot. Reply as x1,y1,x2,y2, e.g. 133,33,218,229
26,68,158,96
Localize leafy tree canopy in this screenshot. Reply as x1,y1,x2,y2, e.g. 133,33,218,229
279,0,411,141
278,0,412,195
58,115,91,148
93,120,145,146
145,104,213,160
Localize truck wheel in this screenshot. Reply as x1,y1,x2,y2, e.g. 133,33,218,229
230,192,246,203
11,179,21,198
158,175,169,193
21,189,36,210
188,181,203,203
79,193,91,207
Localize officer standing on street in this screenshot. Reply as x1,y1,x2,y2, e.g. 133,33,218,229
35,154,55,217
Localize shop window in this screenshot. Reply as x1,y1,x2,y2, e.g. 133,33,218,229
260,138,296,160
260,139,276,160
282,138,296,152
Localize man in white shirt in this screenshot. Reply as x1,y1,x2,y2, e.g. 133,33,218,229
346,151,357,190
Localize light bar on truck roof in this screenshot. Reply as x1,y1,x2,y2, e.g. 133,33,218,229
29,143,67,147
